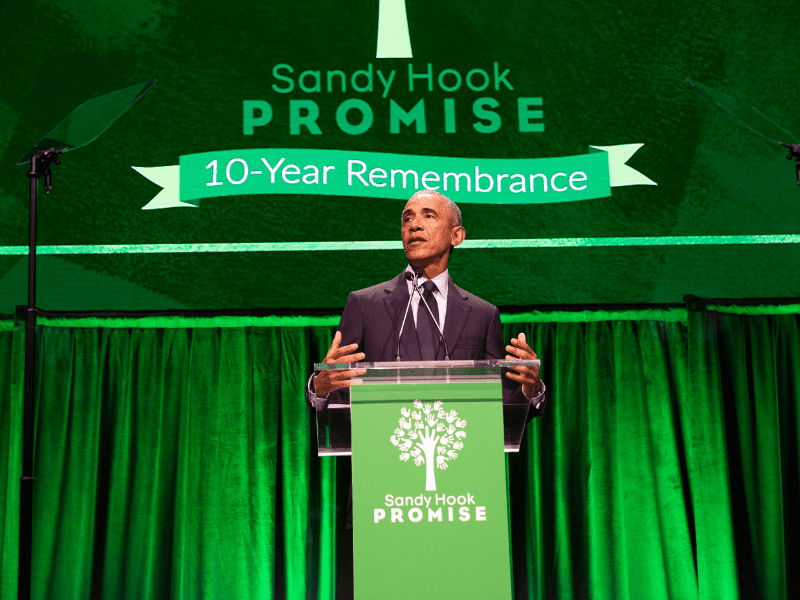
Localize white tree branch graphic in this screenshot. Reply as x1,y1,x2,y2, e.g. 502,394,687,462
390,400,466,491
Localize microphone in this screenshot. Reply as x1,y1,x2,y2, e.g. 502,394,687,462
395,270,419,360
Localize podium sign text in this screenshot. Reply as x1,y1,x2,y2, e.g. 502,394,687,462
351,381,512,600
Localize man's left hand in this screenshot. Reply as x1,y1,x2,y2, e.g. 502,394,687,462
505,332,541,397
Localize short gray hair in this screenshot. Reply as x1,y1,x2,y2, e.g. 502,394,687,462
443,196,462,227
404,190,462,227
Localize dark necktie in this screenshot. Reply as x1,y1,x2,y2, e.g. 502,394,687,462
417,280,440,360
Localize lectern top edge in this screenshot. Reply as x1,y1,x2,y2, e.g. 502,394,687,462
315,358,540,371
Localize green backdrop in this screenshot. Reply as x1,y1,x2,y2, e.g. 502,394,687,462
0,302,796,599
2,0,800,313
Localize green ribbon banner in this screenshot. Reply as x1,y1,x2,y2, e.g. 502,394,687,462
351,381,512,600
133,144,656,210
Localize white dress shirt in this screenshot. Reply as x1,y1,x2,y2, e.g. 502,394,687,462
404,265,449,330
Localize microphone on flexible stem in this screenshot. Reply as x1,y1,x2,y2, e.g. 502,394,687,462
413,268,451,361
395,270,419,360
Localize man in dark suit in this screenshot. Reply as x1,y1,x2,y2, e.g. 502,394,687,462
307,189,546,412
306,189,546,599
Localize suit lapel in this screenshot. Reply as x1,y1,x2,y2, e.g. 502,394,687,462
383,272,422,361
443,277,471,359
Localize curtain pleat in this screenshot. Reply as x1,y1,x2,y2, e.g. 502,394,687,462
307,326,338,600
0,324,21,600
0,307,795,599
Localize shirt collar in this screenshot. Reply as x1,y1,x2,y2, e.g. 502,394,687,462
404,265,449,299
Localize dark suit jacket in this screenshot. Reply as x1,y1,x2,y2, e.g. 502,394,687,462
306,271,547,419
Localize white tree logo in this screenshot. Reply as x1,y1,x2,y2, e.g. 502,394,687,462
390,400,467,491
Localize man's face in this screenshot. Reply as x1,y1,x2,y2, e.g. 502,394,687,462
401,193,455,263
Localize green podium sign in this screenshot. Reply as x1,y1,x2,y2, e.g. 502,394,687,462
314,360,539,600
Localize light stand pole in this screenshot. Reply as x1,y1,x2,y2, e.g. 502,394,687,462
18,148,62,600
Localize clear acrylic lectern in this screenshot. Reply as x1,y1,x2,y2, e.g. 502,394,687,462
321,358,541,600
313,359,540,456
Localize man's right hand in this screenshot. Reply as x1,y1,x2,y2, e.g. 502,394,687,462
312,331,367,397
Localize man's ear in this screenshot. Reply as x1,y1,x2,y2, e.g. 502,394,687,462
451,226,466,248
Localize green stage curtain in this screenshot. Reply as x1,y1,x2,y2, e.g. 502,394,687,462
684,307,799,600
0,306,796,599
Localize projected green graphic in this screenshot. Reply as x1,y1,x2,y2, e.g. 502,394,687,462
1,0,799,313
133,145,653,209
377,0,412,58
246,63,537,135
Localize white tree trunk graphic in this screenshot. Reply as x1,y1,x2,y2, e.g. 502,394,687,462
376,0,412,58
417,427,440,490
391,400,467,491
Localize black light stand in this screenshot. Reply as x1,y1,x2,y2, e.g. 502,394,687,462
14,79,155,600
18,147,62,600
